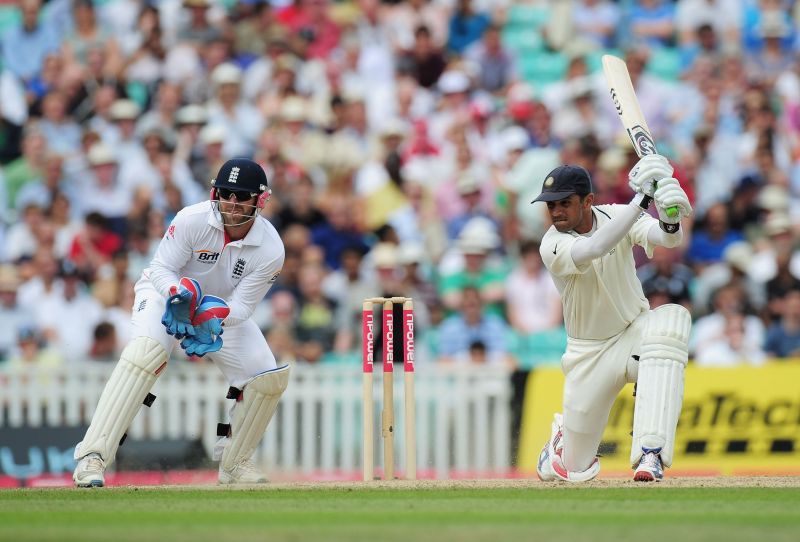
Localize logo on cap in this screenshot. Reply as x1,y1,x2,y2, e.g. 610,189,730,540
228,167,240,184
544,177,554,187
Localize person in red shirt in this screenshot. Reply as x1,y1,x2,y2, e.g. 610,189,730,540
68,212,123,279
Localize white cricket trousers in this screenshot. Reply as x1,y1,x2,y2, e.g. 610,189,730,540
560,310,648,472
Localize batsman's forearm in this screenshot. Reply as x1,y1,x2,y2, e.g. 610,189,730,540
571,200,644,266
647,222,684,248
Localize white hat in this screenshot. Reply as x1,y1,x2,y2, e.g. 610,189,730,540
379,118,409,138
176,104,208,125
438,71,470,94
764,213,792,236
500,126,529,153
199,124,227,145
109,99,140,121
371,243,399,268
279,97,307,122
211,63,242,86
458,217,499,254
87,142,117,165
723,241,753,273
397,242,425,265
758,184,789,212
456,172,482,194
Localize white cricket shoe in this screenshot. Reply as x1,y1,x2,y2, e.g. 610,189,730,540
536,413,564,481
536,413,600,483
633,448,664,482
218,458,268,484
73,453,106,488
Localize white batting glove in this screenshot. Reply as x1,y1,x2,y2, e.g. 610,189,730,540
654,177,692,226
628,154,674,197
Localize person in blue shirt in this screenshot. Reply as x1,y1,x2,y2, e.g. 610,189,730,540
1,0,61,84
446,0,490,55
436,285,512,365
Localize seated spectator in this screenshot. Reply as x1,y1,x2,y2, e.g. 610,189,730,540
294,265,338,363
446,0,490,55
68,212,124,280
629,0,676,49
436,286,513,366
464,24,516,94
88,321,119,361
439,218,506,315
397,25,446,89
4,325,63,371
0,266,33,362
637,245,694,309
765,289,800,359
505,240,562,334
691,283,765,364
695,312,767,367
686,202,744,268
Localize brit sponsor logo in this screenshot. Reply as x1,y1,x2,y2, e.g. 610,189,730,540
404,312,414,369
194,249,220,263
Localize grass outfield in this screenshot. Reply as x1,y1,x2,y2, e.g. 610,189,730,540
2,480,800,542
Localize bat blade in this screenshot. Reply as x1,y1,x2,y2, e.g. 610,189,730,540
602,54,678,218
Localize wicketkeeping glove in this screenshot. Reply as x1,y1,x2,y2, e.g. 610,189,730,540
628,154,674,197
180,295,230,357
162,277,202,339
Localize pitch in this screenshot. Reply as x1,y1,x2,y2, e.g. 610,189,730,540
2,477,799,542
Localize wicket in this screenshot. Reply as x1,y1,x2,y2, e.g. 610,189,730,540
362,297,416,481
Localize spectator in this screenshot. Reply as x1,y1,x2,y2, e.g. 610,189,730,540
686,202,745,268
0,266,33,362
0,0,60,84
88,321,119,361
691,283,766,362
506,241,562,335
464,24,516,94
436,286,512,366
446,0,490,55
765,289,800,358
397,25,446,90
629,0,676,49
638,245,694,309
4,325,63,371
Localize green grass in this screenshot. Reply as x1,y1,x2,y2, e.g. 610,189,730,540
1,486,799,542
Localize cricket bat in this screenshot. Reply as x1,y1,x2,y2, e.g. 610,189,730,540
601,54,678,218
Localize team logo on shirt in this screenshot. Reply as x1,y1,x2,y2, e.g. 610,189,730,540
232,258,246,278
195,249,220,263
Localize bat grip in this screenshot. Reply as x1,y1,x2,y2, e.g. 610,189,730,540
666,206,679,219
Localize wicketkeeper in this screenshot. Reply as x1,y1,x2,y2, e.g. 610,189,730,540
532,155,692,482
73,158,289,486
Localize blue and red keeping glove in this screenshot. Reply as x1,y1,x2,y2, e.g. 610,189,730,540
162,277,202,339
180,295,230,357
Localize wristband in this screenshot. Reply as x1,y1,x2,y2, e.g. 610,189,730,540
631,192,652,210
660,220,680,234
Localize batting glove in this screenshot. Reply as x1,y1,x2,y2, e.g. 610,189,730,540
180,295,229,357
654,177,692,220
162,277,202,339
628,154,673,198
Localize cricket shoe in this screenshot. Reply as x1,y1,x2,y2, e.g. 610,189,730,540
219,458,268,484
633,448,664,482
73,453,106,488
536,413,600,483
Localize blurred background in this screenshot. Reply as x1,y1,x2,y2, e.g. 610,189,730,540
1,0,800,486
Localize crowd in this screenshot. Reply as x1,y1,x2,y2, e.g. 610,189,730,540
2,0,800,370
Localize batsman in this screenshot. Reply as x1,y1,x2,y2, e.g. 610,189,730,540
533,155,692,482
73,158,289,487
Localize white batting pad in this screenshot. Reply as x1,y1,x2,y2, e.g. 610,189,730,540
220,364,290,472
75,337,168,465
631,304,691,468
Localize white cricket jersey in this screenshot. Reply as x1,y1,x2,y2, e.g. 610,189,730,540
540,204,656,341
138,201,285,326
